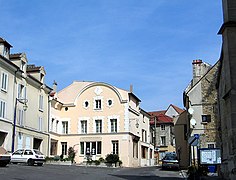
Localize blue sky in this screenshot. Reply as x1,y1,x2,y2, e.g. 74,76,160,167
1,0,223,111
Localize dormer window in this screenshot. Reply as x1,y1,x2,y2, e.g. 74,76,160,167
3,46,9,57
20,61,26,71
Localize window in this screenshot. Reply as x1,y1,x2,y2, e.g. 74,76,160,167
142,129,147,142
95,99,101,109
97,141,101,154
202,115,211,123
61,142,67,156
112,140,119,154
3,47,9,57
161,125,165,130
95,120,102,133
110,119,117,133
208,144,215,148
80,141,102,155
39,95,43,111
56,120,59,133
18,109,24,126
107,99,113,107
133,141,138,158
141,146,147,159
39,117,43,131
161,136,166,146
84,101,89,108
12,149,23,155
24,149,33,155
1,72,8,92
81,120,87,134
62,121,68,134
0,100,6,118
51,118,54,131
80,142,84,154
18,84,26,99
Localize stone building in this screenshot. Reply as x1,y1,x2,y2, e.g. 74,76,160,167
149,104,184,163
217,0,236,179
183,60,220,164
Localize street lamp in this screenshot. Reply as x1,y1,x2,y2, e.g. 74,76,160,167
11,98,28,152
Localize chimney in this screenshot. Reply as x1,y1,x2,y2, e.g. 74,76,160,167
53,80,57,92
130,84,133,93
192,59,203,85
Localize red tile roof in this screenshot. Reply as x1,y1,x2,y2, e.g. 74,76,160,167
149,113,173,125
169,104,184,114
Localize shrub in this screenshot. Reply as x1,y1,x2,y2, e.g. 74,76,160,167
94,160,100,166
98,157,105,163
68,147,76,163
105,153,119,164
54,155,60,161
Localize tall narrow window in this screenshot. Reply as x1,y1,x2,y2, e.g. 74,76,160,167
18,84,26,99
62,121,68,134
18,109,24,126
1,72,8,92
0,100,6,118
110,119,117,133
39,95,43,111
81,120,87,134
161,136,166,146
80,142,84,154
61,142,67,155
133,141,138,158
95,99,101,110
160,125,165,131
95,120,102,133
39,117,42,131
97,141,102,154
112,140,119,154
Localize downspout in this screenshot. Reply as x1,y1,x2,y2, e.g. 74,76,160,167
12,68,20,152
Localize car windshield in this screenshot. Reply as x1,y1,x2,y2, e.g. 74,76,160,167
33,150,44,155
164,155,177,160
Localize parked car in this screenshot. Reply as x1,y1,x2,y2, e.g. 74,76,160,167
0,146,11,167
11,149,45,166
162,152,179,170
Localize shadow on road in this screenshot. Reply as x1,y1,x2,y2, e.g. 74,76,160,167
109,174,183,180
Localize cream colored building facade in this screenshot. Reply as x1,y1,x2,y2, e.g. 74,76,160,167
49,81,154,167
0,38,51,155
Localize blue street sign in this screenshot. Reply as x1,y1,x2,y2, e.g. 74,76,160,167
194,134,200,139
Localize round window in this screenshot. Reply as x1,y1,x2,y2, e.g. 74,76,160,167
108,99,112,106
84,101,89,107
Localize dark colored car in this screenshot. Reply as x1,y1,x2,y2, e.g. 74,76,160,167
0,146,11,167
162,152,179,170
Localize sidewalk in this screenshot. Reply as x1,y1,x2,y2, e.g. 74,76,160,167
180,170,222,179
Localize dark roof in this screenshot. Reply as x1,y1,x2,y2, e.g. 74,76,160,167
0,37,12,48
10,53,23,59
27,64,42,72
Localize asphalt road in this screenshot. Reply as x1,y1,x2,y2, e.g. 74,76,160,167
0,164,185,180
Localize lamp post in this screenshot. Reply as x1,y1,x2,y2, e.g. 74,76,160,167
11,98,28,152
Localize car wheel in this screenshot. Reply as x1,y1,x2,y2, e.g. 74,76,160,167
0,163,7,167
12,162,17,164
37,163,43,166
27,159,34,166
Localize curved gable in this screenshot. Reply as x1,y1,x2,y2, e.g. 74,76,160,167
75,82,127,104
